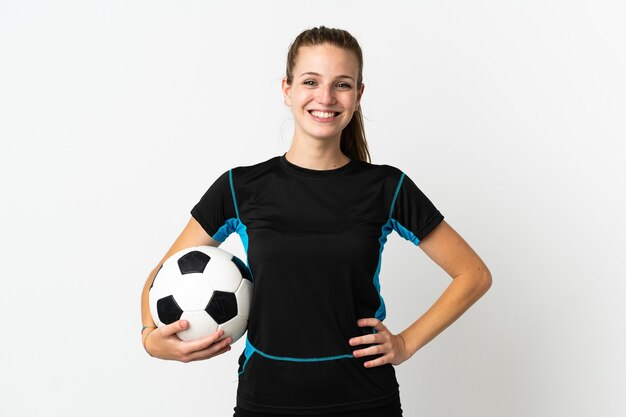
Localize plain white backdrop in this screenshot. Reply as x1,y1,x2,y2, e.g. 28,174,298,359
1,1,624,416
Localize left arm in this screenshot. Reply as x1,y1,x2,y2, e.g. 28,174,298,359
349,220,492,368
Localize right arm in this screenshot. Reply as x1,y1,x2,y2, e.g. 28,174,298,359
140,216,233,362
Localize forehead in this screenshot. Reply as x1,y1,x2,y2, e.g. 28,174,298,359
294,44,359,78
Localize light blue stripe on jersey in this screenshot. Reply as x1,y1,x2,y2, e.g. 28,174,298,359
390,218,420,245
238,337,355,376
212,218,238,242
372,172,409,325
229,169,240,219
388,170,421,245
213,170,253,281
229,170,252,282
373,220,393,322
389,172,405,218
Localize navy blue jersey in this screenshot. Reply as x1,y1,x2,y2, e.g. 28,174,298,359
190,154,444,415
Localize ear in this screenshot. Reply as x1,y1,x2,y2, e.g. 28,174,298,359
281,77,292,107
356,82,365,107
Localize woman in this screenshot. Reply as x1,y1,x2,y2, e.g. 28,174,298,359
140,26,492,417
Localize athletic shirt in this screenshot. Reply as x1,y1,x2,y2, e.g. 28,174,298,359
190,154,444,415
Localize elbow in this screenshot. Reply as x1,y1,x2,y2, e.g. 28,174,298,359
478,269,493,294
454,267,492,300
461,265,492,295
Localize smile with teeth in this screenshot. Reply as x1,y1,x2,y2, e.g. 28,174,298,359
308,110,341,120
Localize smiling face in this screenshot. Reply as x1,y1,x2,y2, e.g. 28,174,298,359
282,43,364,144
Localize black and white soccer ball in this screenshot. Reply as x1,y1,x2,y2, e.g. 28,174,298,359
149,246,253,343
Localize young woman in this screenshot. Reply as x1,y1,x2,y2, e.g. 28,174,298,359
140,26,492,417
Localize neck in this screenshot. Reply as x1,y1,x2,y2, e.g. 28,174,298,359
284,138,350,170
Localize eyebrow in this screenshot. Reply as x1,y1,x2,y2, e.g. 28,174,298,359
299,71,355,81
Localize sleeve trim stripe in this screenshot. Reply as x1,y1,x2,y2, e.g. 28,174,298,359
417,211,445,242
229,169,240,219
388,172,405,220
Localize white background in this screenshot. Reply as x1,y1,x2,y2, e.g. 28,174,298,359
1,1,624,416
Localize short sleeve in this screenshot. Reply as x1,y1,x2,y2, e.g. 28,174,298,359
390,172,444,245
190,170,238,242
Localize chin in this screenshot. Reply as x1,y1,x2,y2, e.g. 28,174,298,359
307,129,343,141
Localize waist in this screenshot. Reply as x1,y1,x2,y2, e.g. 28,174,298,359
236,338,400,414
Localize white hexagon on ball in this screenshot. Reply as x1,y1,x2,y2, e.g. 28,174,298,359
178,310,219,342
171,274,214,311
219,315,248,345
235,279,253,320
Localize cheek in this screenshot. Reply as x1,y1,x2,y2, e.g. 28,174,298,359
341,99,357,114
341,91,358,106
293,89,313,105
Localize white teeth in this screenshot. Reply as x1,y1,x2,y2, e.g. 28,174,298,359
310,111,336,119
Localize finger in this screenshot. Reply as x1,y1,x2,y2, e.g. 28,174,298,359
183,329,226,354
363,355,389,368
185,337,233,362
348,333,382,347
357,318,387,333
162,319,189,337
352,344,385,359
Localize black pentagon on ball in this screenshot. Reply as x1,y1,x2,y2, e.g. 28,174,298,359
157,295,183,324
178,250,210,275
206,291,238,324
231,255,252,282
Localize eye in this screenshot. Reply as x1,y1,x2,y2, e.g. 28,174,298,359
303,80,317,86
337,82,352,89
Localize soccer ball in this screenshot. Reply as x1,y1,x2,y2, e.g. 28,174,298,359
149,245,253,343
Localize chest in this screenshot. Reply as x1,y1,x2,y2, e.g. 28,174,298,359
240,178,388,233
238,177,389,273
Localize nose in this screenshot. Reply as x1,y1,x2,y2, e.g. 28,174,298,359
316,84,336,105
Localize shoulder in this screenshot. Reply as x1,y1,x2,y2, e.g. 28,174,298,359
230,155,279,172
358,160,437,191
229,155,280,175
352,159,404,182
228,155,282,185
